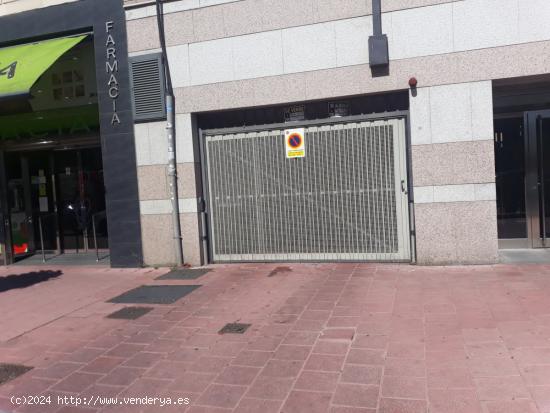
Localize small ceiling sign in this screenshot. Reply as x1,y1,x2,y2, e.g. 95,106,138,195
328,101,350,118
284,104,305,122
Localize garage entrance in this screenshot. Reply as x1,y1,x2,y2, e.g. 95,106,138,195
201,116,411,263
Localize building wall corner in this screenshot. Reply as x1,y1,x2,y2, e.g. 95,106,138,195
409,81,499,265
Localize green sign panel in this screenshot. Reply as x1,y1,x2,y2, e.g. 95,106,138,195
0,35,86,98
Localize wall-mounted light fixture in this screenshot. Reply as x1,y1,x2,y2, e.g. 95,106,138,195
369,0,389,68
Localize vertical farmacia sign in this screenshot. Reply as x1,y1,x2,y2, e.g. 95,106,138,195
105,21,120,125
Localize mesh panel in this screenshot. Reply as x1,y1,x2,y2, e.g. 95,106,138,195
205,119,410,262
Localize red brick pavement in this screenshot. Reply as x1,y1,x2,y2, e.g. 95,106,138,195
0,263,549,412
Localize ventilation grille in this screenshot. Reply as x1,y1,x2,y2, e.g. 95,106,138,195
129,54,166,122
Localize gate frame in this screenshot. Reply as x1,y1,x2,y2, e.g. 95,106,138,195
197,110,417,265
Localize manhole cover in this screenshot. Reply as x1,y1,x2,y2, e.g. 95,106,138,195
0,364,33,385
156,268,211,280
106,306,154,320
219,323,251,335
108,285,201,305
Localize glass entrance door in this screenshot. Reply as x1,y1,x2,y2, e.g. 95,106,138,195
5,151,58,260
54,147,107,251
1,146,108,263
6,153,36,258
525,110,550,247
494,117,527,242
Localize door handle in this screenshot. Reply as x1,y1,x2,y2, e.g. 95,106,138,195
401,180,408,194
198,197,207,213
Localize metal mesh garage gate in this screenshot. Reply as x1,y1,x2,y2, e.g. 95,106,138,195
203,118,411,262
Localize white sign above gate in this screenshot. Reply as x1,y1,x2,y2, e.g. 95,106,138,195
284,104,305,122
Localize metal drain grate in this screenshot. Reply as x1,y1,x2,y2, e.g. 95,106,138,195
219,323,251,335
268,266,292,277
108,285,201,305
156,268,211,280
106,306,154,320
0,363,33,385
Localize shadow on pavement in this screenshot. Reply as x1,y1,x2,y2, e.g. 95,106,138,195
0,270,63,293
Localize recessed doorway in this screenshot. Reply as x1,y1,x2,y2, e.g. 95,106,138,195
495,111,550,249
3,145,108,264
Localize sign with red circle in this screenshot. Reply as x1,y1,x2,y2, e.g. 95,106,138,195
285,128,305,158
287,133,302,148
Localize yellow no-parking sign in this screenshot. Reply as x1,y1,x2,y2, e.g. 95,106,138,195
285,128,305,159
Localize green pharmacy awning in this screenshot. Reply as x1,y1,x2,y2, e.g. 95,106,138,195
0,35,86,99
